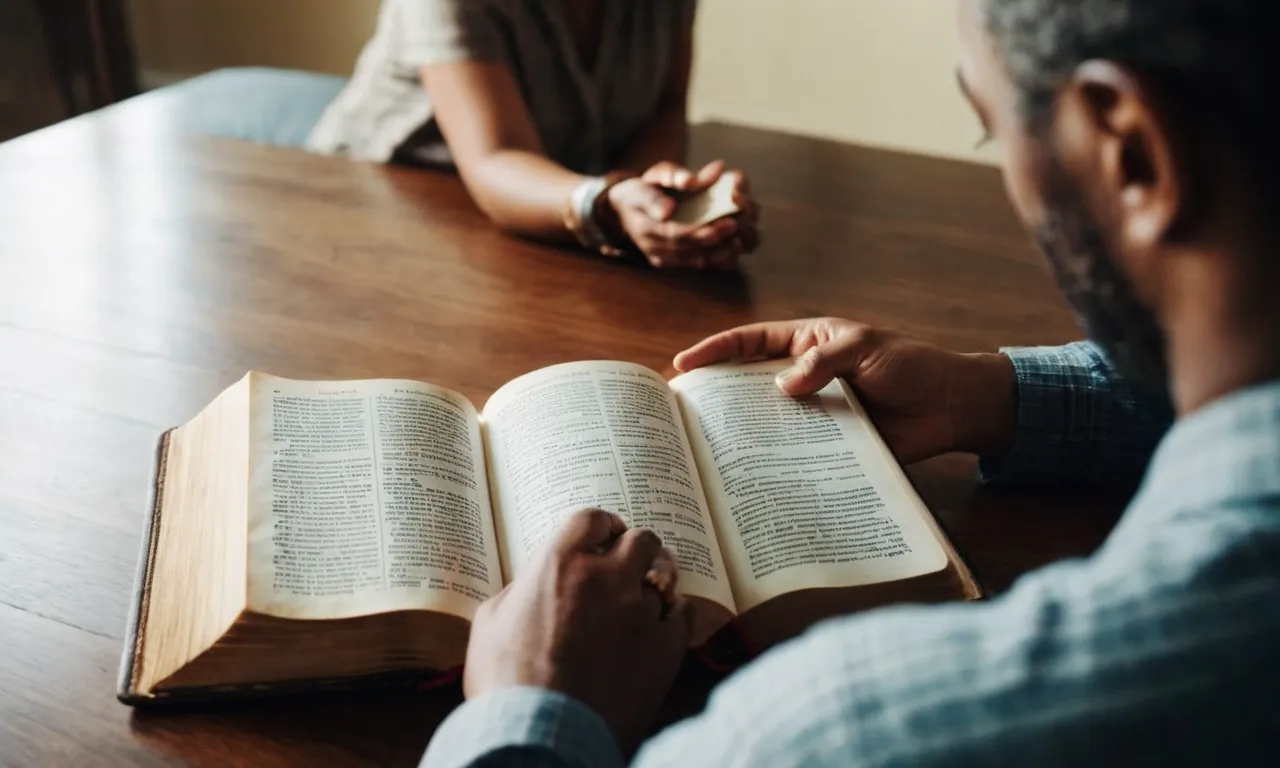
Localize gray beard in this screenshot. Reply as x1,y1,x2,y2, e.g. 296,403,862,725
1034,183,1171,393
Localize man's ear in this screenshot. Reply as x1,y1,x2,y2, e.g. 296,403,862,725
1052,60,1186,282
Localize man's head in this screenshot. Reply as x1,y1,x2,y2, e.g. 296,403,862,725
957,0,1279,402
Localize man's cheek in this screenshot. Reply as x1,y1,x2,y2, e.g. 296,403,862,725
999,132,1051,237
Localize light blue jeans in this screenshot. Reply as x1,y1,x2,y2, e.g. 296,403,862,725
157,67,348,150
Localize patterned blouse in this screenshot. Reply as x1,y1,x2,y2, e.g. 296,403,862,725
307,0,697,173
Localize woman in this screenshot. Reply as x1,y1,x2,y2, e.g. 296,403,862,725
174,0,759,269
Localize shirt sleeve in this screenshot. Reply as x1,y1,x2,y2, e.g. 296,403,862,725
626,538,1274,767
399,0,505,68
979,341,1173,486
423,522,1276,768
421,687,624,768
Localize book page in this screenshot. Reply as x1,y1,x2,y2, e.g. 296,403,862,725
673,174,741,227
671,362,948,611
245,374,503,621
482,362,737,616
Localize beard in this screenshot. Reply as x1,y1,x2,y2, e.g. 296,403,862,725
1034,171,1171,393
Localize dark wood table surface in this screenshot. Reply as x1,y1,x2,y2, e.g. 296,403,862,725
0,92,1127,767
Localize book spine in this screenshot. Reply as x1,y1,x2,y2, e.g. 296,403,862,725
117,429,173,705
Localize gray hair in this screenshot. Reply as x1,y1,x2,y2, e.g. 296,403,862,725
984,0,1279,202
985,0,1269,116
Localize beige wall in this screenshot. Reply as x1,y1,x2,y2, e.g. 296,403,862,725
128,0,379,80
127,0,991,163
690,0,990,163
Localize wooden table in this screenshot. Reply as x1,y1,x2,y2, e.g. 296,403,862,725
0,93,1127,766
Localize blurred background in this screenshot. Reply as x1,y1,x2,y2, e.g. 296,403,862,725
2,0,993,163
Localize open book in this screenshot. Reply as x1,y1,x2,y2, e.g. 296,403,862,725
119,361,980,704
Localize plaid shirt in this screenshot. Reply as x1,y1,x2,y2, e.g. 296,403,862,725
423,343,1280,767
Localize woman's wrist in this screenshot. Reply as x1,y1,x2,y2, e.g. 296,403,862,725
595,176,636,252
564,173,636,257
564,176,607,248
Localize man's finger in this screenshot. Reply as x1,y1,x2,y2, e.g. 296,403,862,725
553,508,627,555
673,320,813,372
613,528,666,577
774,331,874,397
639,547,681,620
647,547,679,597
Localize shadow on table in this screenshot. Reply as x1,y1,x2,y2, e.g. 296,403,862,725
128,687,459,766
125,660,728,766
909,454,1133,594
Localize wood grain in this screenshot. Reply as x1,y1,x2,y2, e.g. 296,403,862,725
0,92,1126,766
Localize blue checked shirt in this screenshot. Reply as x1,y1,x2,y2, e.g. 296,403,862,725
423,342,1280,767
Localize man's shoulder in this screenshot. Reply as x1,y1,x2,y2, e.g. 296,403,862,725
1128,488,1280,602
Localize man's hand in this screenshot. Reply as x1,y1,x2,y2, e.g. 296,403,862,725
463,509,691,751
674,318,1018,464
608,160,760,269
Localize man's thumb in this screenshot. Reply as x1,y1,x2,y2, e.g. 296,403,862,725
775,346,842,397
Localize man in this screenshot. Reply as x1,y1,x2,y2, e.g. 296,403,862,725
424,0,1280,764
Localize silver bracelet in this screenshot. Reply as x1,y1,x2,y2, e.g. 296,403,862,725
570,176,610,250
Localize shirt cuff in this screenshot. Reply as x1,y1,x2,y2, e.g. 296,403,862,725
421,687,625,768
978,343,1098,486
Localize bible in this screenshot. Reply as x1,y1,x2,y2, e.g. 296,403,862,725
118,360,981,705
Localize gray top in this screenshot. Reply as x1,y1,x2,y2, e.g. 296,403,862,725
307,0,697,173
